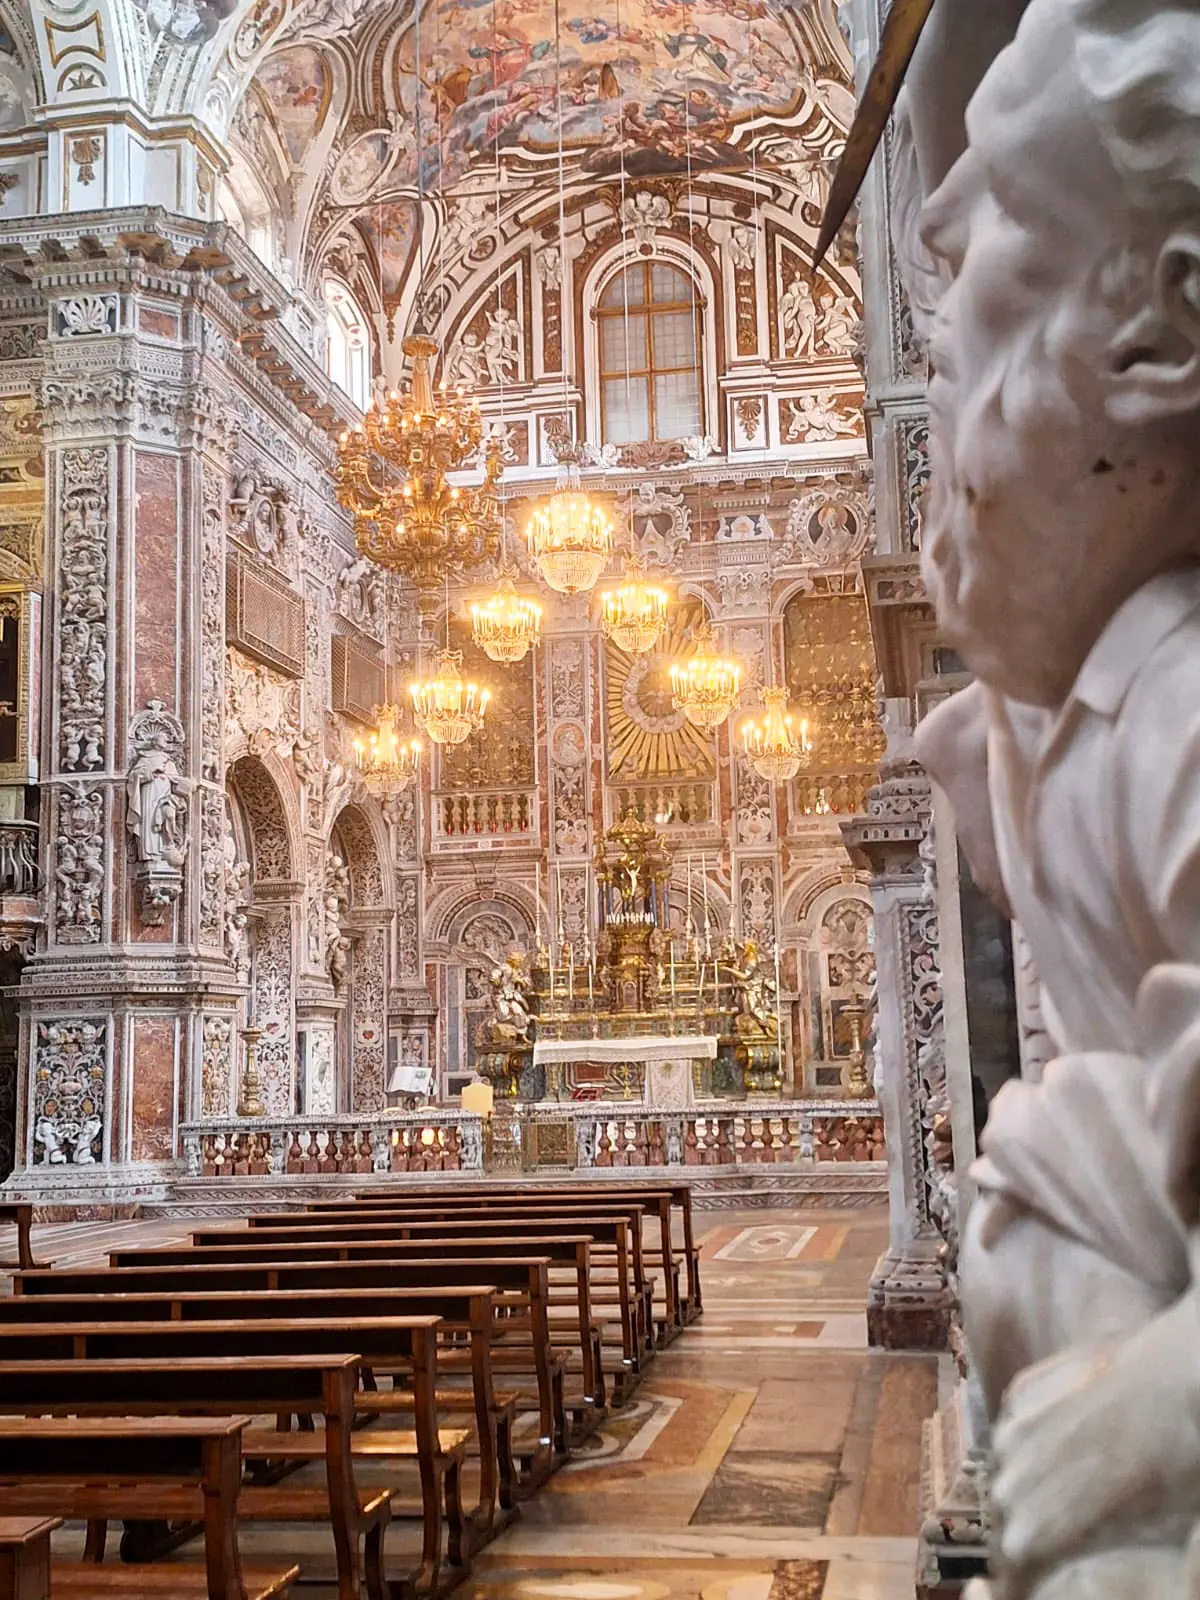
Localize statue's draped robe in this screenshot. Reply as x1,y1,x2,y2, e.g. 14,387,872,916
920,567,1200,1315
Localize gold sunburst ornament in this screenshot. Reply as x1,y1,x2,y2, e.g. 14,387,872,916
352,705,422,796
741,687,812,782
526,447,614,595
470,567,543,663
410,647,491,746
670,624,741,732
599,557,670,655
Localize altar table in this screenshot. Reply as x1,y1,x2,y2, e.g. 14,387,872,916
532,1034,717,1108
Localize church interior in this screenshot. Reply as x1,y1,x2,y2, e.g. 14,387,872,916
0,0,1052,1595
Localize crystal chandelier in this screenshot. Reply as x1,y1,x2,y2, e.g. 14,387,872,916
741,687,813,782
526,448,614,595
470,565,543,663
599,557,669,655
335,336,503,612
352,705,421,796
670,624,741,732
410,647,491,746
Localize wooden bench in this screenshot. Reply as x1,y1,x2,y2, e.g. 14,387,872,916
102,1233,614,1411
0,1356,389,1600
0,1205,44,1273
264,1198,678,1347
170,1216,648,1394
0,1284,517,1529
0,1320,468,1585
337,1181,703,1323
0,1419,299,1600
10,1254,580,1474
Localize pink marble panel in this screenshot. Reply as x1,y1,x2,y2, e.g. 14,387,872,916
133,452,180,714
130,1014,177,1163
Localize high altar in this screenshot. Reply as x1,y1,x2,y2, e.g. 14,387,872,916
476,812,783,1105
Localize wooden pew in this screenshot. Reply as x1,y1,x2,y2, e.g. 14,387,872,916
259,1197,678,1347
10,1254,582,1469
170,1216,649,1387
104,1232,620,1407
0,1285,515,1521
0,1318,469,1581
0,1419,301,1600
0,1356,387,1600
0,1206,44,1273
336,1181,703,1323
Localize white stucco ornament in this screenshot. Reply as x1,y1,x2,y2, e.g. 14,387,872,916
898,1,1200,1595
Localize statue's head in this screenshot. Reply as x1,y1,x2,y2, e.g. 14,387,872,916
920,0,1200,705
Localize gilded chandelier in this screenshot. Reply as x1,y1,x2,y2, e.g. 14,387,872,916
352,705,421,796
410,647,491,746
335,335,503,612
470,566,543,663
741,687,812,782
599,557,669,655
670,623,741,732
526,449,614,595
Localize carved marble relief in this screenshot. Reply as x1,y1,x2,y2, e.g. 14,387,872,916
54,784,105,945
200,1014,233,1116
32,1018,106,1165
58,447,109,774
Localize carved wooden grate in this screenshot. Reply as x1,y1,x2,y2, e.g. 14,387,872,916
331,633,385,726
225,552,305,678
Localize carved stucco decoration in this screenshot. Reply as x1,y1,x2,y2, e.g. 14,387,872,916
627,483,692,571
201,1015,234,1117
786,482,872,567
225,648,300,762
228,467,301,577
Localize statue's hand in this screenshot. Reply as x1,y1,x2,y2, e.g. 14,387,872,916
992,1295,1200,1575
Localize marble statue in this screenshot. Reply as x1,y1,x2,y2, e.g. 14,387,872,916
729,938,778,1038
482,950,532,1046
896,2,1200,1594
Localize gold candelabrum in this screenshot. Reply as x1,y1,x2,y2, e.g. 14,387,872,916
237,1024,266,1118
842,998,873,1100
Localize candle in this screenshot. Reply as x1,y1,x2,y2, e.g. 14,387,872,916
687,854,693,940
568,949,574,1005
670,940,677,1006
535,860,542,942
702,856,712,958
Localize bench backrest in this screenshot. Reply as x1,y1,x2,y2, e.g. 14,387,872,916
0,1354,360,1418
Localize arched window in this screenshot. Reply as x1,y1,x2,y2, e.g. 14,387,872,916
598,261,702,445
325,279,371,411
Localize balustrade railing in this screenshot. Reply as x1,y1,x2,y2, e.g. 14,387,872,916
435,791,534,841
610,783,714,828
0,821,38,896
182,1100,883,1181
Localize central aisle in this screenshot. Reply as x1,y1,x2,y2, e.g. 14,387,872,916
463,1204,936,1600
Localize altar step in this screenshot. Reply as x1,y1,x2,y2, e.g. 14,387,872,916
139,1163,887,1218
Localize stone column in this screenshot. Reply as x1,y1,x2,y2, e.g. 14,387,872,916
13,254,241,1205
842,747,952,1349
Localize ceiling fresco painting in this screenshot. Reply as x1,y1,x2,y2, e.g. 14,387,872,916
256,45,335,165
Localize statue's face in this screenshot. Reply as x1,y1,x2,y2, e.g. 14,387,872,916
920,7,1200,704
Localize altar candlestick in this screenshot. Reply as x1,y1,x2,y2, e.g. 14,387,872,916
568,946,575,1005
670,940,677,1007
687,854,693,942
535,860,542,942
702,856,713,958
774,938,784,1061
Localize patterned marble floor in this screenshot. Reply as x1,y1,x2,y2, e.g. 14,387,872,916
31,1205,935,1600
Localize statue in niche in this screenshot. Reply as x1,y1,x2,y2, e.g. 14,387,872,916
324,851,351,988
481,950,532,1047
729,938,778,1038
335,555,384,633
126,701,192,921
893,2,1200,1594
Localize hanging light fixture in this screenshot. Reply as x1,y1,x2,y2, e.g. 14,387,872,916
335,338,503,613
410,646,491,746
353,705,422,796
599,554,669,655
526,446,614,595
741,687,813,782
670,622,741,732
470,566,543,663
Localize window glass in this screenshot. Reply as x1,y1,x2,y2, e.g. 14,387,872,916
597,261,702,445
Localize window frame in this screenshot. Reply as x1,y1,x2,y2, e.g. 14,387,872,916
324,278,372,412
595,258,705,446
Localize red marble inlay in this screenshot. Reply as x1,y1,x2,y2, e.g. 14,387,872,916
133,452,180,713
138,305,180,339
130,1015,177,1163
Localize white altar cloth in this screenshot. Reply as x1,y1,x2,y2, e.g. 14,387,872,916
532,1034,717,1065
533,1034,717,1109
